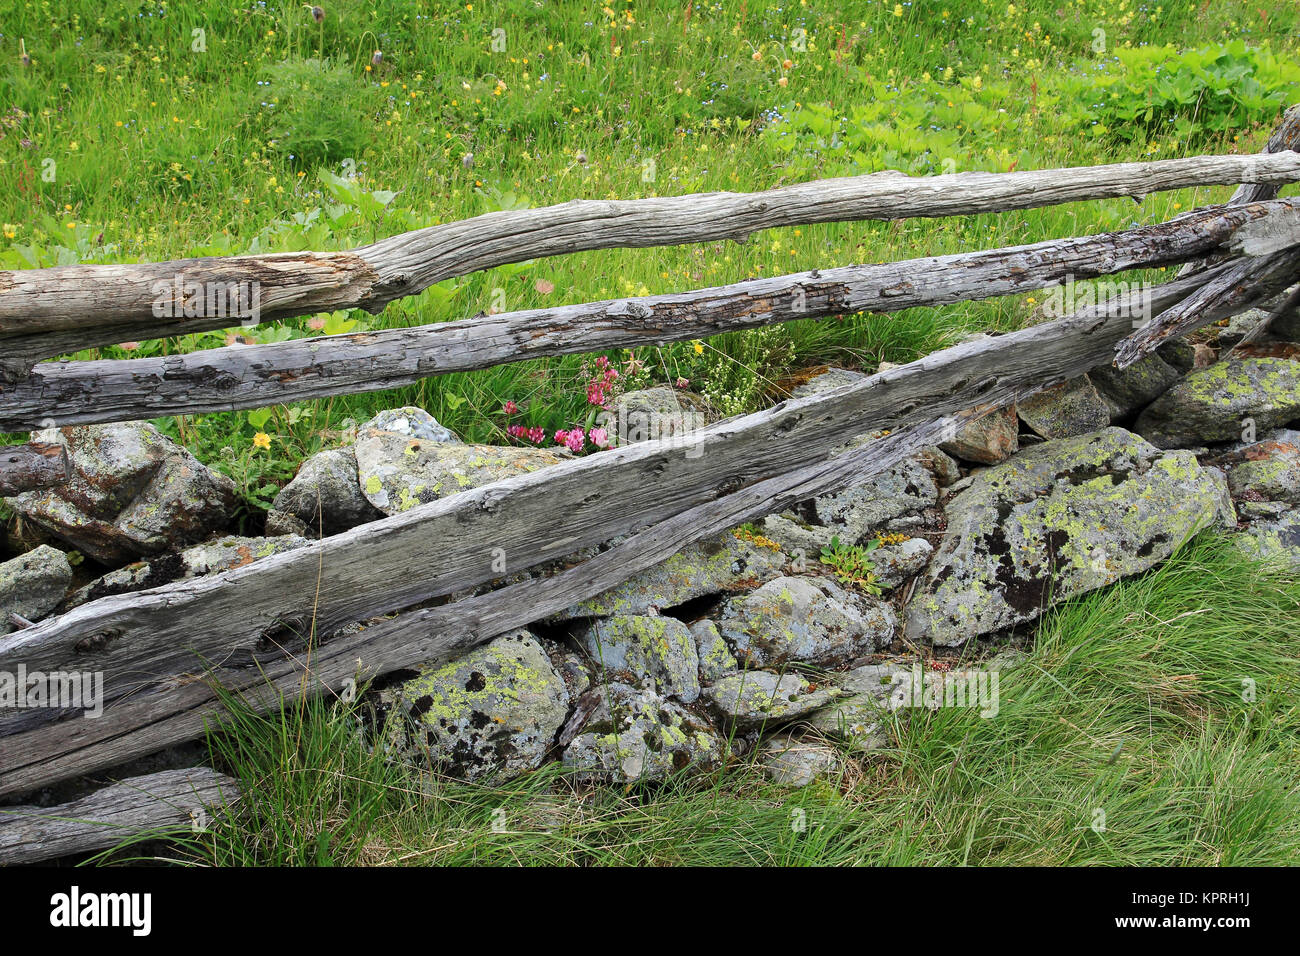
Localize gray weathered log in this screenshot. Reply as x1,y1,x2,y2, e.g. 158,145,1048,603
9,256,1290,799
1114,245,1300,367
0,767,237,865
2,199,1294,431
0,441,69,496
4,151,1300,378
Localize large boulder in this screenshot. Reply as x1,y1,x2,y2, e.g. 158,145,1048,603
561,682,722,782
555,530,786,619
719,575,896,668
1135,357,1300,449
791,455,938,544
381,630,570,781
0,545,72,632
4,423,237,564
65,534,310,609
267,449,381,536
572,614,700,702
905,428,1236,647
1088,353,1180,420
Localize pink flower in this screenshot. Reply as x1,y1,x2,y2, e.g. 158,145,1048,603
564,428,586,452
675,377,690,389
528,426,545,443
503,400,518,415
590,427,611,448
554,429,569,445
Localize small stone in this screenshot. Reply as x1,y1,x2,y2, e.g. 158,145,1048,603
1016,376,1110,439
703,670,840,730
361,406,460,443
1088,353,1180,420
870,536,934,588
269,448,382,536
757,733,840,787
690,619,737,684
0,545,72,632
941,404,1019,464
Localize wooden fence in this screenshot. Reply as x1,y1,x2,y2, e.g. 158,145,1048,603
1,106,1298,862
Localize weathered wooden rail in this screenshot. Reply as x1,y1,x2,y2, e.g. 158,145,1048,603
1,106,1299,863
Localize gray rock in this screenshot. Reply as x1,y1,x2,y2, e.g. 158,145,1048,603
1135,357,1300,449
915,445,962,486
790,367,868,399
361,406,460,443
905,427,1236,647
870,536,934,588
1215,309,1271,349
556,531,786,619
1224,441,1300,505
65,534,310,609
801,455,939,542
1157,338,1199,374
1017,376,1110,439
268,448,382,536
690,619,738,684
757,734,840,787
381,630,569,781
561,682,722,782
720,575,896,668
1233,507,1300,567
703,669,841,730
600,387,704,445
1088,353,1180,419
941,404,1019,464
4,423,237,565
573,614,700,703
758,514,836,556
355,432,567,515
0,545,72,632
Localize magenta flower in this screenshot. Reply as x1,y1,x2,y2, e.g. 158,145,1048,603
590,427,611,448
503,400,519,415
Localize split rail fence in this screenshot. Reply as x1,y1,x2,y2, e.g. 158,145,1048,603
2,106,1299,863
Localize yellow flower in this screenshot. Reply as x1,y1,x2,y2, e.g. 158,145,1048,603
253,432,272,450
693,341,704,355
893,3,903,15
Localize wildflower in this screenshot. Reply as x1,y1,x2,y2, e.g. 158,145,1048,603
590,427,611,448
782,59,793,70
893,3,903,15
253,432,272,449
675,377,689,389
564,428,586,452
693,341,704,355
503,400,519,415
778,76,788,87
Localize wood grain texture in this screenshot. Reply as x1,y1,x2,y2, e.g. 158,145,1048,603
2,199,1293,431
4,151,1300,375
11,258,1288,800
0,766,237,865
0,441,69,496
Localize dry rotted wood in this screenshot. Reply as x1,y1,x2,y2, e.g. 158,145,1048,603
1114,244,1300,367
2,198,1295,431
0,767,237,865
4,152,1300,378
0,441,69,496
9,256,1289,799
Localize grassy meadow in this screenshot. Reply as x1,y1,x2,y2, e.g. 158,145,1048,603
3,0,1300,865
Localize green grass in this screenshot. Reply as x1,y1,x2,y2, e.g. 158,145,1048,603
3,1,1299,504
114,534,1296,867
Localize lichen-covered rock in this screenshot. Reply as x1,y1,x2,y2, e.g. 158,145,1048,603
555,530,786,619
361,406,460,443
719,575,896,667
382,630,569,781
573,614,700,702
703,670,841,730
758,513,836,556
690,619,737,684
1224,440,1300,504
1017,376,1110,439
941,404,1019,464
905,427,1236,647
0,545,72,632
561,682,722,782
797,662,904,751
798,456,938,542
355,434,567,515
1214,308,1271,349
757,734,840,787
65,534,310,609
602,387,703,445
268,448,382,536
915,445,962,486
4,423,237,565
870,536,934,588
1233,508,1300,567
1135,358,1300,449
1088,353,1181,420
